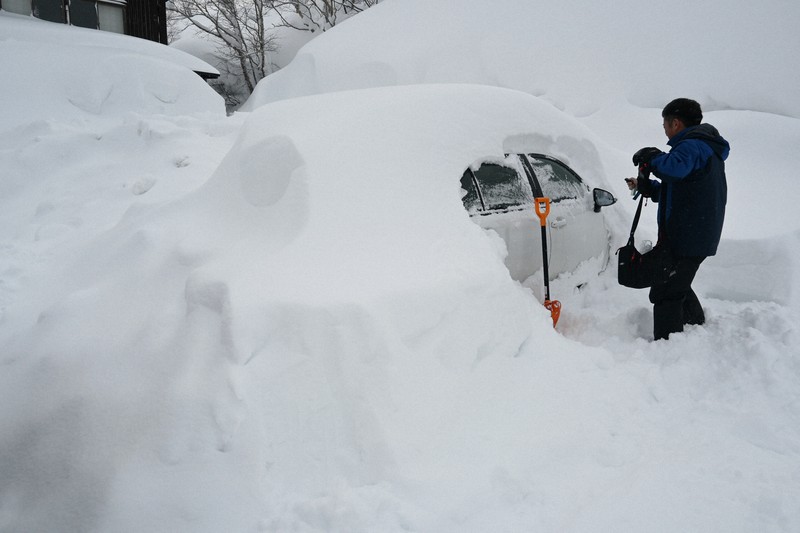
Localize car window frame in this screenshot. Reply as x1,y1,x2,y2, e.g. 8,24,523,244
462,153,589,216
463,167,487,212
466,158,533,214
522,153,588,203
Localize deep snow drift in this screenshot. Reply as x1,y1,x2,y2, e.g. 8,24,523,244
0,13,221,131
2,2,800,532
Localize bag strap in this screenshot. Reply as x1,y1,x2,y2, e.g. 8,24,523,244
627,195,644,246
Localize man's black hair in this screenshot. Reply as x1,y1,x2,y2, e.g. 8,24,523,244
662,98,703,126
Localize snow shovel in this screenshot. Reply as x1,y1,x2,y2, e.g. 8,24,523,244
535,197,561,327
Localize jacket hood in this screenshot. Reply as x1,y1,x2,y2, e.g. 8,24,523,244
680,123,731,160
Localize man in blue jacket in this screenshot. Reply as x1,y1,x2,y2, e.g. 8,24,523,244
626,98,730,340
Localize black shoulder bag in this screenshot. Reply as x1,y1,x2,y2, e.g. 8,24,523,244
617,195,673,289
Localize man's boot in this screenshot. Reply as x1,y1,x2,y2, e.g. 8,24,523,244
683,290,705,326
653,299,684,340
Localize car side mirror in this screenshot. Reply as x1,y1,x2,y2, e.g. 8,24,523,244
593,188,617,212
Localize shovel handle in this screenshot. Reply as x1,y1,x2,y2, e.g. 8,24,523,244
534,197,550,227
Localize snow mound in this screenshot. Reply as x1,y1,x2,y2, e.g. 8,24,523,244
0,15,223,131
0,12,217,75
2,85,588,530
243,0,800,118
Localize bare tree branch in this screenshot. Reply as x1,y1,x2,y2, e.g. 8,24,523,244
168,0,380,109
273,0,381,33
169,0,279,93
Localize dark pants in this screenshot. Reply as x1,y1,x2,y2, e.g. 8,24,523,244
649,256,706,340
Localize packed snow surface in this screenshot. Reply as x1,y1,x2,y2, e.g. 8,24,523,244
1,1,800,532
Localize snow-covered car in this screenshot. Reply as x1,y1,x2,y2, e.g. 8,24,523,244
229,84,625,295
461,153,616,282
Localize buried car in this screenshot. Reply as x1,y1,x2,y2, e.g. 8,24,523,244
211,83,624,307
461,153,616,282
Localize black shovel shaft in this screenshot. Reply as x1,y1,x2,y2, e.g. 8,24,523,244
540,224,551,301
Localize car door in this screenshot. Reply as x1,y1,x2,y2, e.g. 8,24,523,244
460,156,544,281
520,154,609,276
461,154,609,282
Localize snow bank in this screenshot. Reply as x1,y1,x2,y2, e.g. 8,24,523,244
0,12,218,75
0,13,223,131
244,0,800,119
0,84,592,530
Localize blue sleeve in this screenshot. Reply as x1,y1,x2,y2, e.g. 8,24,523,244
650,139,713,181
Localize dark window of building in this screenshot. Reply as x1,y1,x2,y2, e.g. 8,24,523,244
32,0,65,23
69,0,98,28
125,0,167,43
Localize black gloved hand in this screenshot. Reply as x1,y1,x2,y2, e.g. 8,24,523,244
632,147,663,166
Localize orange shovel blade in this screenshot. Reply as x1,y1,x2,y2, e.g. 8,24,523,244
544,299,561,328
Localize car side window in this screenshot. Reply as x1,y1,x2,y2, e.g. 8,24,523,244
470,162,532,211
525,155,586,201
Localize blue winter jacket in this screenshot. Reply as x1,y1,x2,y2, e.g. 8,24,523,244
646,124,730,257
